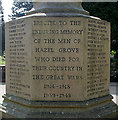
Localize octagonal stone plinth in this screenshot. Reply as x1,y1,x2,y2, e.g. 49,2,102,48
5,15,110,101
2,3,118,118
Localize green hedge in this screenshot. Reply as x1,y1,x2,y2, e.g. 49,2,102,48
0,56,5,65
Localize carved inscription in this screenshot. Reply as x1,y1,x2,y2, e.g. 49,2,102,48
31,17,84,100
6,19,31,99
87,19,110,98
6,17,110,101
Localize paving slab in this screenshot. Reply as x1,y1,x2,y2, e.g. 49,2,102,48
0,82,5,120
110,82,118,105
0,82,6,105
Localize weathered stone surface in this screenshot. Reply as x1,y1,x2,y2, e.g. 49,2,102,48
2,95,118,118
6,15,110,101
3,6,118,118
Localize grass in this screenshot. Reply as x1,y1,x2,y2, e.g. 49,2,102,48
0,56,5,65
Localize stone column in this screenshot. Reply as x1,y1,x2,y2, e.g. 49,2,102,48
2,1,118,118
28,1,89,15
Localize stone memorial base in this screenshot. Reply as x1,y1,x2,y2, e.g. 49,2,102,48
3,6,118,119
2,94,118,118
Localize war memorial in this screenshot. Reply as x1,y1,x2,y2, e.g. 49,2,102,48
1,0,118,118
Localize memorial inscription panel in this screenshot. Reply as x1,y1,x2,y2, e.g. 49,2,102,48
6,18,32,100
86,19,110,99
6,16,110,101
31,17,85,101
